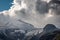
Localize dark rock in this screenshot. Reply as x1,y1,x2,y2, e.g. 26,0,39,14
43,24,57,32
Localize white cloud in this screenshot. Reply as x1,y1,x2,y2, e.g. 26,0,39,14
0,0,60,28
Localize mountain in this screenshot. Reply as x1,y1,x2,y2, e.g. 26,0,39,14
24,24,60,40
23,28,43,40
39,29,60,40
37,24,60,40
0,28,26,40
0,24,60,40
0,27,43,40
43,24,57,32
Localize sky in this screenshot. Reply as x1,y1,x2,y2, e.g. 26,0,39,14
0,0,60,29
0,0,13,12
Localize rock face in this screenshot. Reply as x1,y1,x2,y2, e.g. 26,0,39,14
39,24,60,40
39,29,60,40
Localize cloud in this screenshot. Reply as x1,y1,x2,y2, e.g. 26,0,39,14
0,0,34,30
48,0,60,15
0,13,10,26
36,0,49,14
0,0,60,28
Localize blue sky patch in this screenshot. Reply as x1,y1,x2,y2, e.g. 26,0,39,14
0,0,13,12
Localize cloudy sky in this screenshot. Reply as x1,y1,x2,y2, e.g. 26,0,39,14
0,0,60,28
